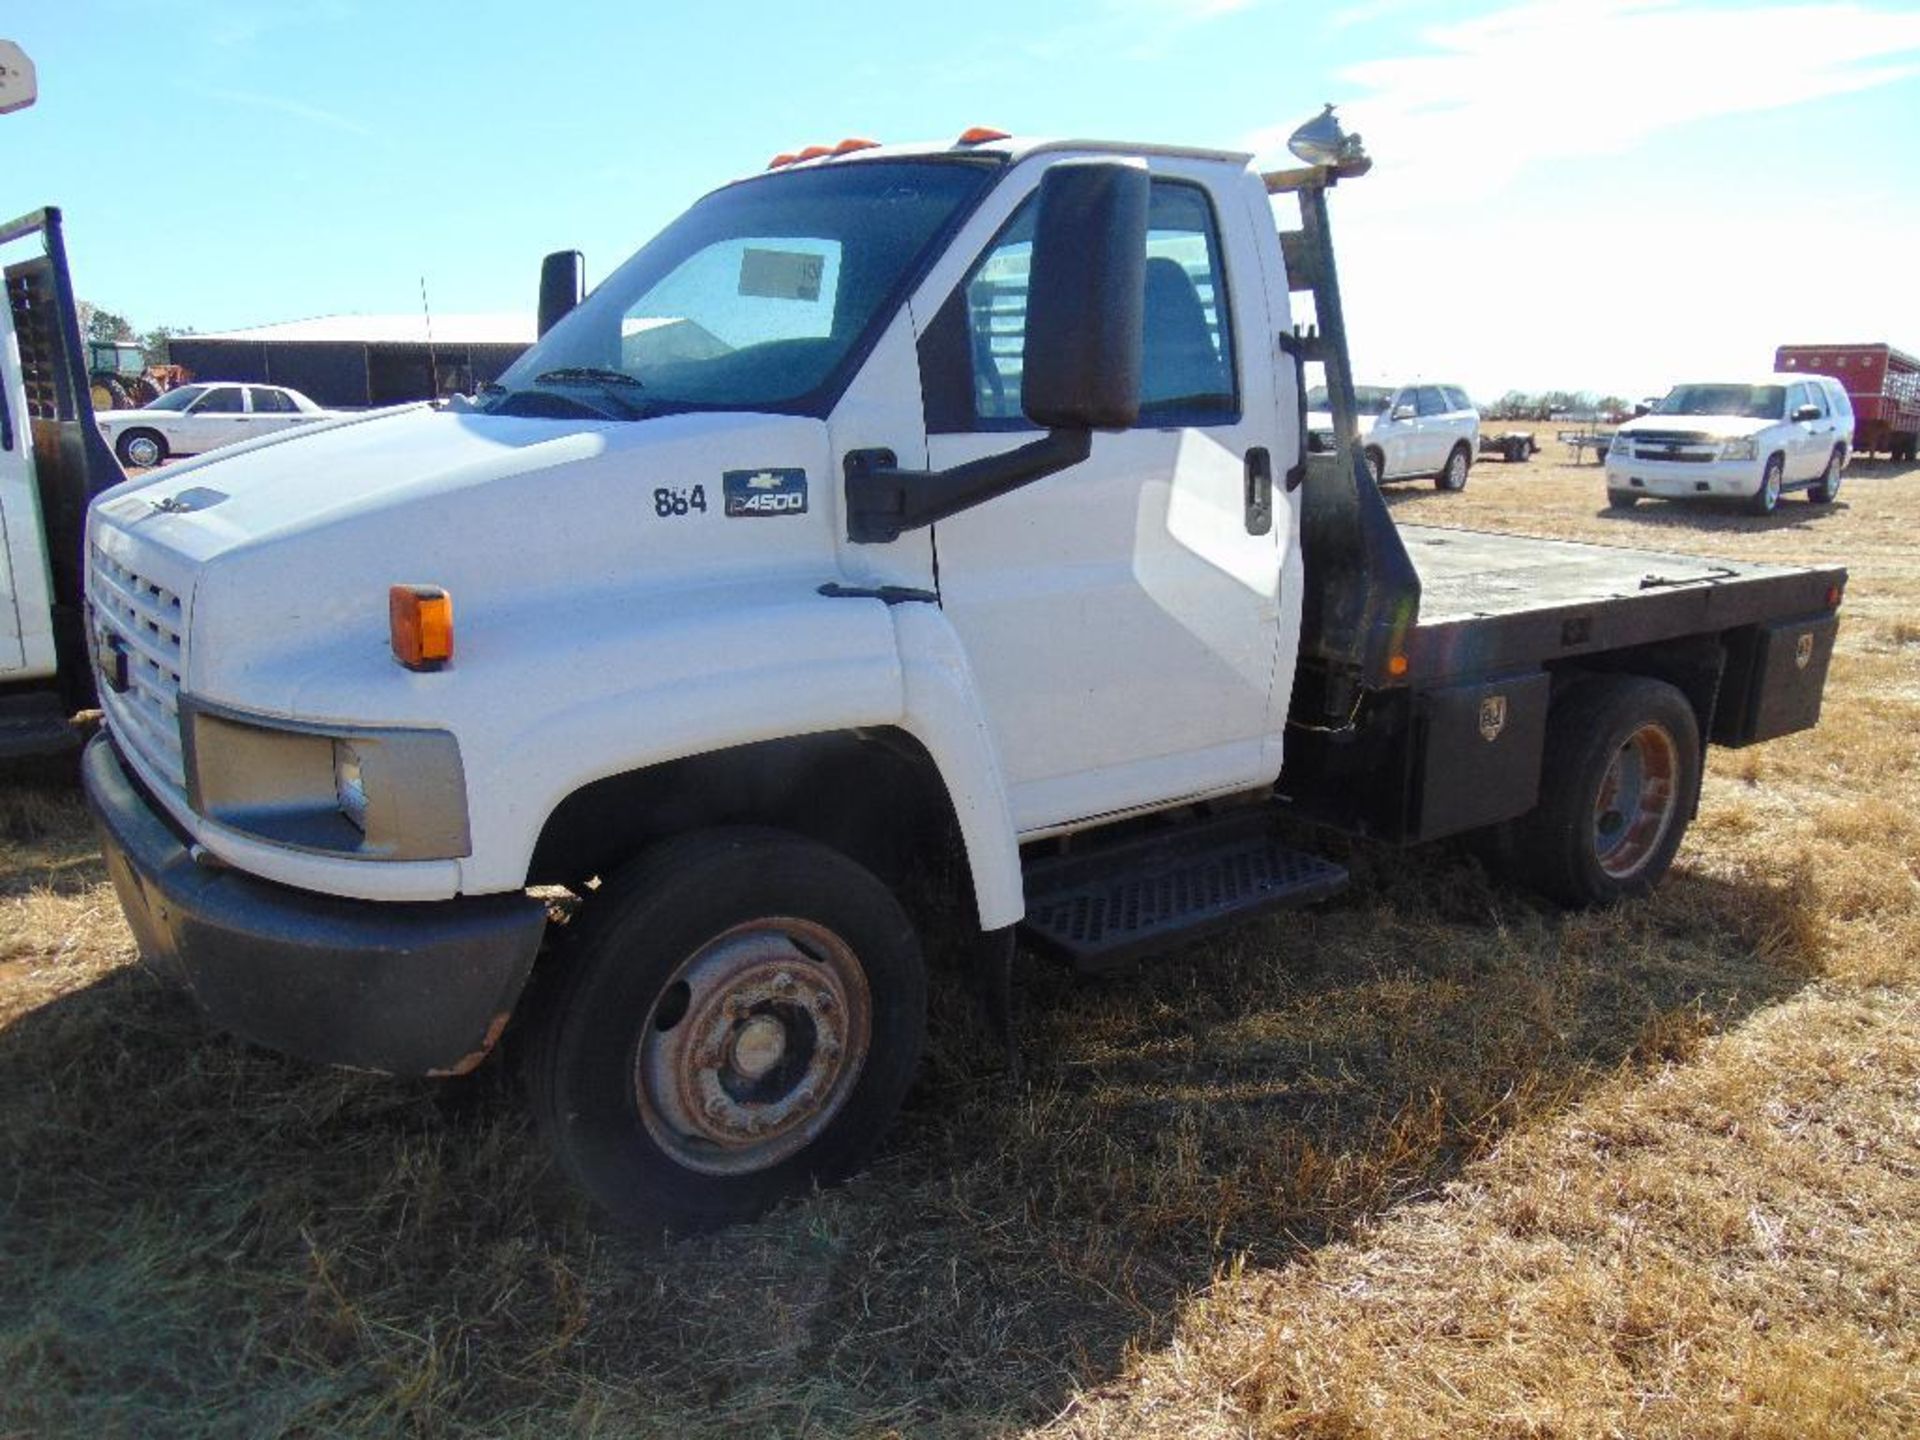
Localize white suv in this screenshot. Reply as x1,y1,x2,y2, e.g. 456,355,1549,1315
1307,382,1480,491
1607,374,1853,515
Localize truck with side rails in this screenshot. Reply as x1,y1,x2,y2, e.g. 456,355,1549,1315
73,118,1846,1234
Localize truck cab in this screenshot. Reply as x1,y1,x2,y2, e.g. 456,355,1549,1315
82,129,1846,1234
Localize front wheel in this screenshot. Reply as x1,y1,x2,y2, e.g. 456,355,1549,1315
526,828,926,1235
1808,447,1843,504
1748,454,1784,515
1607,490,1640,509
1504,675,1701,907
1363,447,1385,485
1435,443,1470,491
115,429,167,468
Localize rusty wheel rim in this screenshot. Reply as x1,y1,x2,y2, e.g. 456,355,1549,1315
634,918,871,1177
1593,722,1680,880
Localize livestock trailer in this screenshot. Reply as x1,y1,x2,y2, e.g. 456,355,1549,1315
1776,342,1920,460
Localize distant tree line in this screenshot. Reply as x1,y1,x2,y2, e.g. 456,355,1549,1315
76,299,192,364
1486,389,1634,422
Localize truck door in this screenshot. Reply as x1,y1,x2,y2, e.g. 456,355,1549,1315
918,163,1289,834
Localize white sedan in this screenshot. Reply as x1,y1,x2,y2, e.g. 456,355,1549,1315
97,383,333,468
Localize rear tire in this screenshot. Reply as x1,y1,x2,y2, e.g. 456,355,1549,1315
1748,454,1784,515
1808,447,1843,504
116,429,167,468
1505,676,1701,907
1435,443,1471,491
525,828,926,1235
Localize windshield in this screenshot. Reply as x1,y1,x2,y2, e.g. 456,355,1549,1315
489,159,994,421
1656,384,1785,420
146,385,207,412
1304,385,1393,415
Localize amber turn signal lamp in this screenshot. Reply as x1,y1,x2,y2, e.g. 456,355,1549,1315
1386,653,1409,678
390,584,453,670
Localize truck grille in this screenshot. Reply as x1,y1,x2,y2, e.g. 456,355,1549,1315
1616,430,1720,463
1628,430,1714,446
87,543,187,790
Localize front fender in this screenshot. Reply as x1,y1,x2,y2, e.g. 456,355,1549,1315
193,582,1028,931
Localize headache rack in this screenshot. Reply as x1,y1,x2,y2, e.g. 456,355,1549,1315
1262,147,1421,721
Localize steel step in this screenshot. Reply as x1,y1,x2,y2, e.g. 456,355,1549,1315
1020,811,1347,971
0,692,82,762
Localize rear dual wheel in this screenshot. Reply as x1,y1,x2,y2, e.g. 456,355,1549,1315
1502,676,1701,907
526,829,926,1235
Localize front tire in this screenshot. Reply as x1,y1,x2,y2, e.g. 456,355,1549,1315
526,828,926,1235
115,429,167,468
1607,490,1640,509
1749,454,1784,515
1808,447,1843,504
1435,443,1471,491
1505,676,1701,907
1363,447,1385,485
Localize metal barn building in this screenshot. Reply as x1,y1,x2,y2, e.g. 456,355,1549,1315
167,313,534,408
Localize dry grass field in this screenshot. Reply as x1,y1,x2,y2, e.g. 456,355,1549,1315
3,440,1916,1438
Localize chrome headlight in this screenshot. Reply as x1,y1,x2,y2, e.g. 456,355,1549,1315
1719,436,1758,461
182,702,469,860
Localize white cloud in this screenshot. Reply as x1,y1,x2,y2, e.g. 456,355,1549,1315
1247,2,1920,395
1249,1,1920,204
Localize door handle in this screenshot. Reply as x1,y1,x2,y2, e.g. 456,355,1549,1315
1244,447,1273,536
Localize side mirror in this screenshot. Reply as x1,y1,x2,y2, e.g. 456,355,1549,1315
1391,403,1416,421
537,250,585,338
1021,159,1148,431
1792,403,1820,422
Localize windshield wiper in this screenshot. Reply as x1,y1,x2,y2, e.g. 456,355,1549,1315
532,367,647,419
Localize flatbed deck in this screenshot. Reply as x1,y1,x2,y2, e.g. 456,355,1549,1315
1398,525,1844,684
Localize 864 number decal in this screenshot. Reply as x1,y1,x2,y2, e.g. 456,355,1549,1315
653,485,707,518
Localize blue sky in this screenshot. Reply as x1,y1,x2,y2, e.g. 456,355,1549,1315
7,0,1920,399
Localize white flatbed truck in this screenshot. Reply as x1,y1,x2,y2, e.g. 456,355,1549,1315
73,124,1844,1232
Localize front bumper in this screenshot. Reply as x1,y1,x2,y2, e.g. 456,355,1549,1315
83,734,548,1076
1606,455,1763,499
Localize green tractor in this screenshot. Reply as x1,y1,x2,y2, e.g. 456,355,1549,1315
87,338,162,410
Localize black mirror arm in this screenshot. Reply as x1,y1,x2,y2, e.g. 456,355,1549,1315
844,428,1092,544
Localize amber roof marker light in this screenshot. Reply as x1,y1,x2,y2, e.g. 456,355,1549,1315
955,126,1011,146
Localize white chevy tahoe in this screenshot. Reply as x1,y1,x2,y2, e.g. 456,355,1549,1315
1607,374,1853,514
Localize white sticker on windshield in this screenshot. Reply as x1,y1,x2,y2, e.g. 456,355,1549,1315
739,248,825,302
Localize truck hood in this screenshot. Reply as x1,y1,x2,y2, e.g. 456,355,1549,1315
1617,413,1779,440
88,405,843,710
